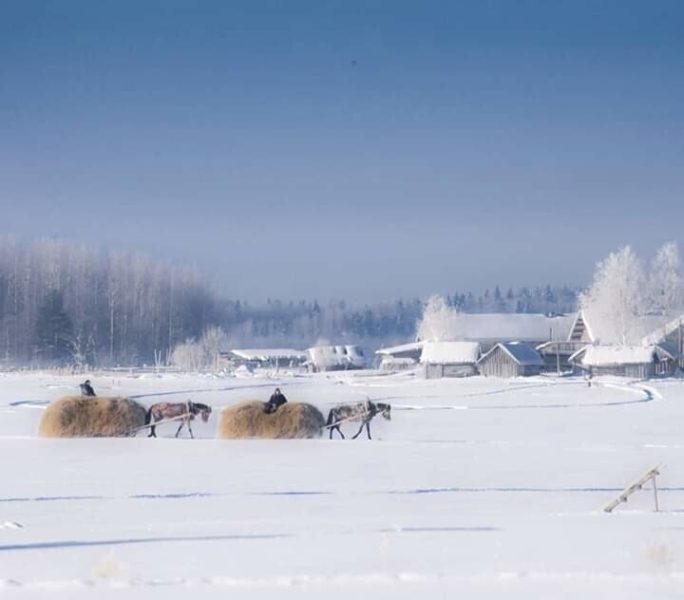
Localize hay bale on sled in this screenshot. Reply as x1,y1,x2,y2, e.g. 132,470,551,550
218,401,325,439
38,396,147,438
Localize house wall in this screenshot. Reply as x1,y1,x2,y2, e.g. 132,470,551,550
425,364,477,379
588,363,654,379
478,349,523,378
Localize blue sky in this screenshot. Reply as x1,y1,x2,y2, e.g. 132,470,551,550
1,1,683,301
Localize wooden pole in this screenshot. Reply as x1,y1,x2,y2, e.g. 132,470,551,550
653,476,660,512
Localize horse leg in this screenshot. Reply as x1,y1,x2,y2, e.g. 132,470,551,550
148,423,157,438
188,421,194,439
351,422,365,439
175,420,185,438
366,421,372,440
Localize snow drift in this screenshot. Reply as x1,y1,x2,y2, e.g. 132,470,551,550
217,401,325,439
38,396,147,438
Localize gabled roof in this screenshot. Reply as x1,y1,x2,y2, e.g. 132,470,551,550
439,313,574,343
477,341,545,367
420,341,480,365
641,313,684,346
581,345,655,367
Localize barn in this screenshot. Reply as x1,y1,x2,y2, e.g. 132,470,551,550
570,343,680,379
420,341,480,379
477,342,545,378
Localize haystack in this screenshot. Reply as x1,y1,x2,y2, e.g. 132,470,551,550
38,396,147,438
218,401,325,439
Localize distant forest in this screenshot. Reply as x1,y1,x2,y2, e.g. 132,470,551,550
0,237,579,367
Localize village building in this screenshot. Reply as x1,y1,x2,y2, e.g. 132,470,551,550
375,341,424,371
477,341,545,378
306,345,366,372
220,348,308,370
437,313,575,352
420,341,480,379
569,343,679,379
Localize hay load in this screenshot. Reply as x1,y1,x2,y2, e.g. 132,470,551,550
38,396,147,438
218,401,325,439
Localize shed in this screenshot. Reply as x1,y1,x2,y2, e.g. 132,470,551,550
571,343,679,379
477,342,545,378
420,341,480,379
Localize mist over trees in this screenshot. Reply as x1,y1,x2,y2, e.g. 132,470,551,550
0,236,219,367
0,235,581,367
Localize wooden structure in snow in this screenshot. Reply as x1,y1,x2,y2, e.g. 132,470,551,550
603,465,662,513
477,342,545,378
306,345,366,372
221,348,307,370
420,341,480,379
570,343,679,379
375,341,423,371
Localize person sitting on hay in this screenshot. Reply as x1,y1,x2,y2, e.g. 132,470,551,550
264,388,287,414
79,380,96,397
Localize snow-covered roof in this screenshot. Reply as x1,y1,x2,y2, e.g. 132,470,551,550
641,313,684,346
436,313,574,343
581,345,655,367
375,341,424,356
307,345,365,368
478,342,545,366
420,341,480,365
500,342,545,366
230,348,307,362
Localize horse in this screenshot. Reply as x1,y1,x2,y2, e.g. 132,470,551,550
326,400,391,440
145,400,212,438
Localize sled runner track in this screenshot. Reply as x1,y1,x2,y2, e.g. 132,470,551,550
374,380,656,411
6,484,684,505
0,533,292,553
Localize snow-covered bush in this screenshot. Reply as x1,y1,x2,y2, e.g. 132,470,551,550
170,326,227,371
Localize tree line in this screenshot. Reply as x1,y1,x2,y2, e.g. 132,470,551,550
0,236,581,367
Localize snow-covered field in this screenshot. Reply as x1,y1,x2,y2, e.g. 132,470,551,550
2,369,684,598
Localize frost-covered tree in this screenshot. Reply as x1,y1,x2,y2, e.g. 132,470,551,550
416,295,462,342
169,326,227,371
648,242,682,316
580,246,645,344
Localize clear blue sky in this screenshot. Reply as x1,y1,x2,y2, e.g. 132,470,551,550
1,1,683,301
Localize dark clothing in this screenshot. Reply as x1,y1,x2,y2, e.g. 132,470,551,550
264,390,287,414
80,381,96,397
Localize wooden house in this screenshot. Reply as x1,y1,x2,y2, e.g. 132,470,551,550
477,341,545,378
420,341,480,379
570,343,679,379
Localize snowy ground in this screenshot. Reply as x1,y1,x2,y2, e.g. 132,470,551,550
2,369,684,598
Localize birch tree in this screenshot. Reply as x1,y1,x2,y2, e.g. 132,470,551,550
648,242,682,316
580,246,645,344
416,295,463,342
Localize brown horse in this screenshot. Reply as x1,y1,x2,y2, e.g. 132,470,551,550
145,401,212,438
